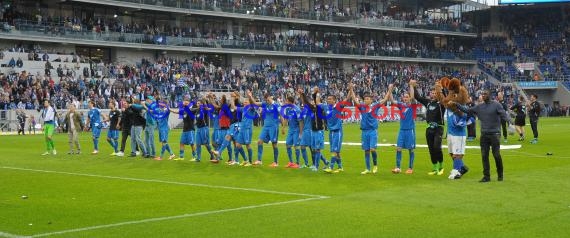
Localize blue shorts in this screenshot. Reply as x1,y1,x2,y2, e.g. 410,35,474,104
397,129,416,149
213,129,227,145
329,130,343,153
286,129,300,146
196,127,210,145
180,130,195,145
226,123,240,138
259,126,279,143
159,129,169,143
236,127,252,145
361,129,378,151
107,129,119,140
311,130,325,150
300,130,312,146
92,127,101,138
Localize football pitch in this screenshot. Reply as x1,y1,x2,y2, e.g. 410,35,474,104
1,118,569,238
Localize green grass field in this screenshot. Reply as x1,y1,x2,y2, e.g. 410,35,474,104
1,117,569,238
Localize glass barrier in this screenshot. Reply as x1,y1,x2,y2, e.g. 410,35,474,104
3,20,474,61
111,0,475,34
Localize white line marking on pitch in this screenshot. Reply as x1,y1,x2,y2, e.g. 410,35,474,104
0,231,29,238
276,141,522,150
30,197,325,237
0,167,328,199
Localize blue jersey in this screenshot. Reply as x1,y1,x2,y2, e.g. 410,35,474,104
88,108,101,128
358,103,381,130
240,106,257,129
301,106,312,132
326,102,345,131
395,102,415,130
283,104,302,131
211,112,220,130
446,110,467,137
157,108,170,131
262,102,280,128
145,109,157,127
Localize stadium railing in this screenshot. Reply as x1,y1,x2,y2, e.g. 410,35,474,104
105,0,475,34
1,20,473,61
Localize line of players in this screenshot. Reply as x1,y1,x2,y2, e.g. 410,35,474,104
80,82,472,178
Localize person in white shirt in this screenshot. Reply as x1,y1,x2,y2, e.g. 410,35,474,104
41,100,57,155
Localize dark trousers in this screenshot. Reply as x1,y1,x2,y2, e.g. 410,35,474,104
500,119,507,139
426,126,444,164
18,123,25,135
467,120,477,138
120,129,138,152
480,133,504,179
530,119,539,139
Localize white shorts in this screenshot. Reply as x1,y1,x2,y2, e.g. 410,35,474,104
447,135,466,155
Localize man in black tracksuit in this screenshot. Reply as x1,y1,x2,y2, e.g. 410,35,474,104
119,102,137,156
527,94,541,144
497,92,509,142
462,90,512,182
410,80,445,175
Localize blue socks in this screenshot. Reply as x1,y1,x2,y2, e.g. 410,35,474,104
409,150,415,169
301,148,308,166
257,145,263,161
227,144,233,161
396,150,402,168
197,146,202,161
295,149,300,164
180,149,184,158
330,156,337,169
238,147,247,162
337,156,343,169
453,159,464,170
371,151,378,166
94,138,99,151
273,147,279,163
314,151,321,168
365,151,371,170
247,147,253,163
287,147,293,163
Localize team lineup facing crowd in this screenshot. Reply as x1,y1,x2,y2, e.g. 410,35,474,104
37,78,543,182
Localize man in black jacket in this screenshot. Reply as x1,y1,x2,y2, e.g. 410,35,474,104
527,94,541,144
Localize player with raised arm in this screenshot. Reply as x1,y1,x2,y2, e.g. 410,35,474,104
211,92,242,165
350,84,393,174
249,92,282,167
282,95,303,168
323,84,353,173
235,90,259,166
388,85,418,174
409,80,446,175
300,87,329,172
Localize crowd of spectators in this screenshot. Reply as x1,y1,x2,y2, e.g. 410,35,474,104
1,46,504,114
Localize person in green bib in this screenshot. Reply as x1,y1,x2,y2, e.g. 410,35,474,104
41,100,57,155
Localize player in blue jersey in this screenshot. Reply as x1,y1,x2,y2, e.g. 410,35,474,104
281,95,303,168
169,97,198,161
143,96,157,159
298,95,313,168
389,89,418,174
212,92,242,165
445,104,473,180
323,85,353,173
105,101,121,156
210,94,233,163
85,101,102,155
235,92,258,166
193,98,215,162
350,84,393,174
249,92,282,167
299,87,330,172
153,98,175,160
